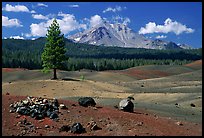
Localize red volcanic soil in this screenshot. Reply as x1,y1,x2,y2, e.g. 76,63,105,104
116,69,170,79
184,60,202,69
2,68,28,72
2,94,202,136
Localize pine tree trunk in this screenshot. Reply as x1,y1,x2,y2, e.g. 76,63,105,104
53,68,57,80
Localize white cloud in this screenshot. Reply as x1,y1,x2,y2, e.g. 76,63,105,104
155,35,167,39
30,10,36,13
139,18,194,35
57,12,87,33
69,4,79,8
32,14,49,20
2,4,37,13
24,33,32,37
83,15,130,29
10,35,24,39
2,4,30,12
90,15,103,27
103,6,126,13
2,16,23,27
29,20,52,37
28,12,87,37
37,3,48,7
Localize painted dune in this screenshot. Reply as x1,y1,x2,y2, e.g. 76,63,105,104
2,60,202,136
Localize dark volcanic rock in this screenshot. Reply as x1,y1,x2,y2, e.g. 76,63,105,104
49,112,58,119
119,97,134,112
70,123,86,134
9,97,62,121
78,97,96,107
190,103,196,107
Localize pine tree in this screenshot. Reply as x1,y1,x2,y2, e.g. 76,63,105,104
41,19,67,79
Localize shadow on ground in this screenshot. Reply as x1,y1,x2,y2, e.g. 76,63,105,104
62,78,80,81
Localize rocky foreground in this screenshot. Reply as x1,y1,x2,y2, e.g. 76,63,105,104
2,94,202,136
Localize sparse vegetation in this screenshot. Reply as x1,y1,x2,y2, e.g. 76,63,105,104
80,75,85,81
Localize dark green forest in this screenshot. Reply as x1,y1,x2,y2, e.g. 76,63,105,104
2,37,202,71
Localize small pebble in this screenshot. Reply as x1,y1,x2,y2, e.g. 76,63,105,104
16,115,21,118
175,121,183,126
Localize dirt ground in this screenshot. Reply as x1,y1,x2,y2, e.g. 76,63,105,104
2,94,202,136
2,60,202,136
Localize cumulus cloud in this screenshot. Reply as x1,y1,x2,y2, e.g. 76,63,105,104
10,35,24,39
90,15,103,27
30,10,36,13
2,16,23,27
57,12,87,33
28,12,87,37
24,33,32,37
139,18,194,35
83,15,130,29
29,22,49,37
37,3,48,7
32,14,49,20
69,4,79,8
2,4,30,12
103,6,126,13
155,35,167,39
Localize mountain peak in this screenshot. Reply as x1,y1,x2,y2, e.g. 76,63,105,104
69,21,192,50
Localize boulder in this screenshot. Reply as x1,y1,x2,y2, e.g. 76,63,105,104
118,97,134,112
70,123,85,134
78,97,96,107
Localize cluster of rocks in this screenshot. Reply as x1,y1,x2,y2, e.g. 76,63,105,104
59,123,86,134
9,96,60,120
59,121,101,134
8,96,135,135
15,118,35,136
58,97,100,134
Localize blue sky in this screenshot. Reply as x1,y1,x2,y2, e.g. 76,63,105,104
2,2,202,48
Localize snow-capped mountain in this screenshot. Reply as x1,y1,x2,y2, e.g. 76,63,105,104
177,43,193,49
69,21,192,50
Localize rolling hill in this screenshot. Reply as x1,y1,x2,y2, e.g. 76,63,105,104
2,60,202,123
